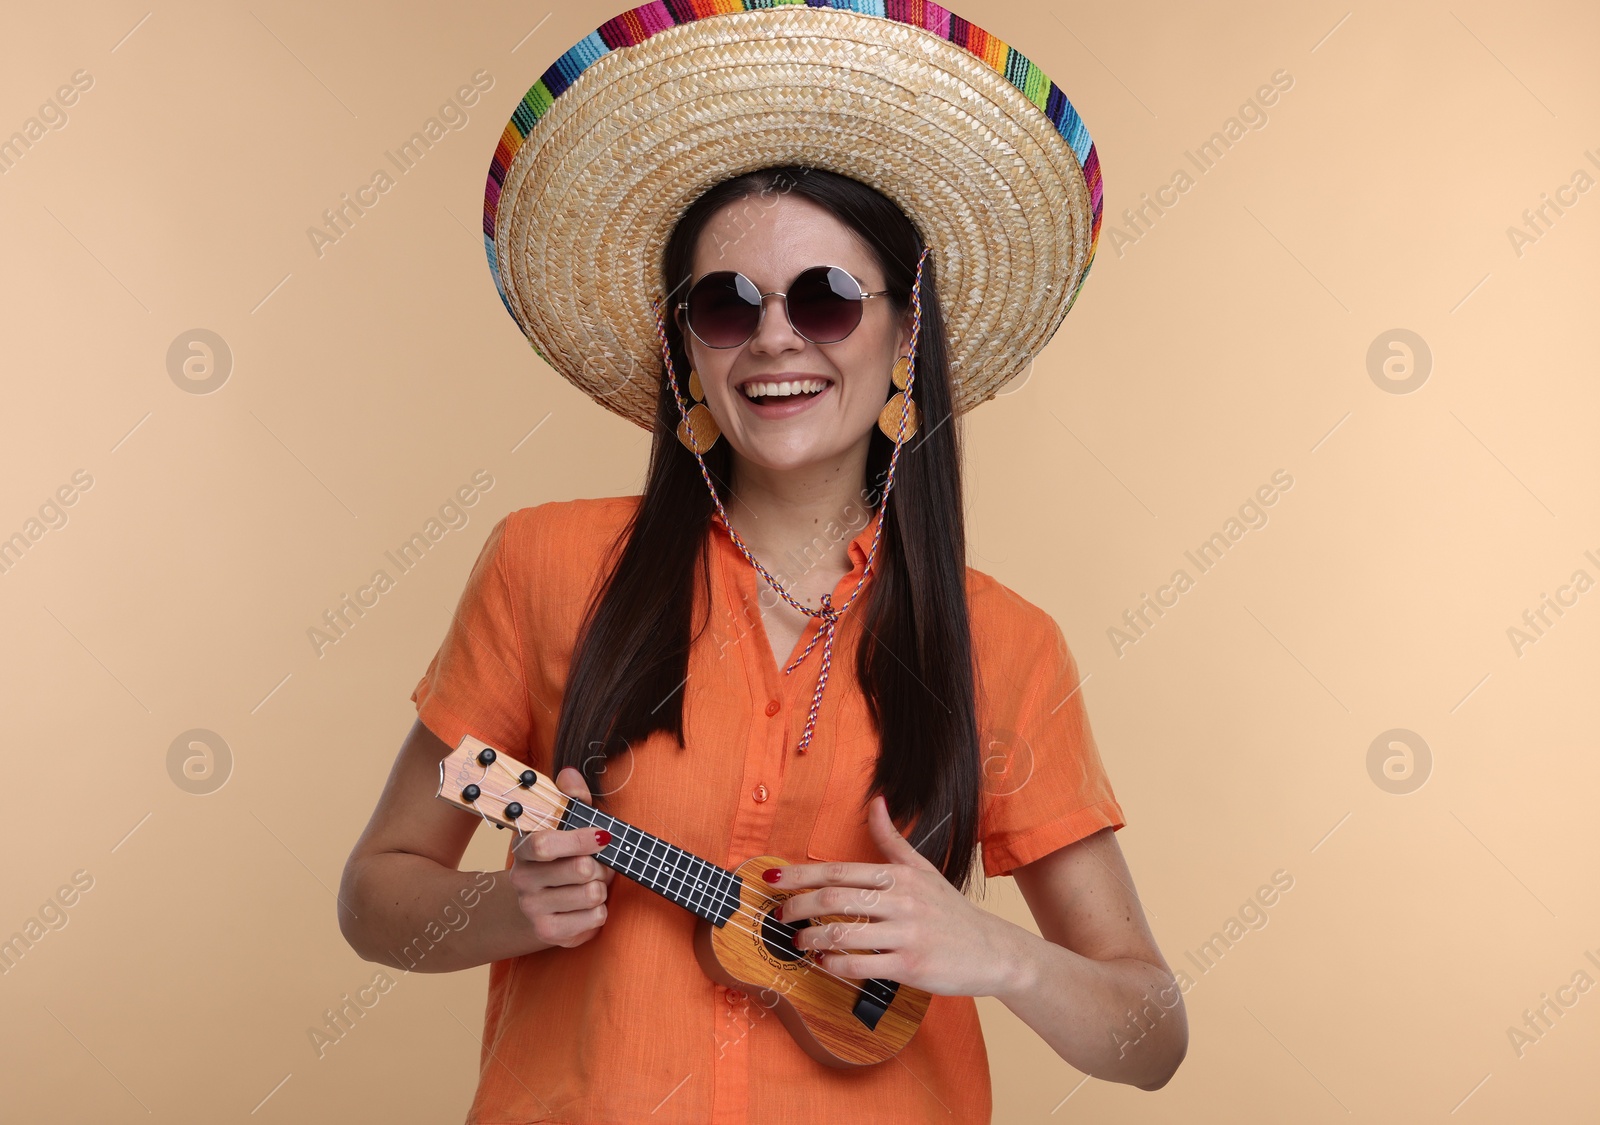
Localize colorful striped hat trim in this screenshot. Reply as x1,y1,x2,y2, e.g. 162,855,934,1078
485,0,1103,328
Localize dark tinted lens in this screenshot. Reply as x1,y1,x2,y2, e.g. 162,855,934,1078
787,266,864,343
685,271,762,347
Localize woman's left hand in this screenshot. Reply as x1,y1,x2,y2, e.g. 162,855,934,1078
765,794,1025,997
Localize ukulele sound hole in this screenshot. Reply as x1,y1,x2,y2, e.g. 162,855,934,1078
762,908,810,963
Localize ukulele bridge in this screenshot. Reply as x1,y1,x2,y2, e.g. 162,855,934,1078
852,979,900,1030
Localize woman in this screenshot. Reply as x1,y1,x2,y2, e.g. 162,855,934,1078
339,4,1185,1122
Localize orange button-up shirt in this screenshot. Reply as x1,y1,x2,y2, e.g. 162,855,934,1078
411,495,1124,1124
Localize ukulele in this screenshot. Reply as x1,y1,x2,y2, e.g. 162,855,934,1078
435,734,931,1067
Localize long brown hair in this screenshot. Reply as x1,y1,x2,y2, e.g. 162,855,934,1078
551,166,982,890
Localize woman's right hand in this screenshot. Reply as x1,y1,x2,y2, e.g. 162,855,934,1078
510,766,616,948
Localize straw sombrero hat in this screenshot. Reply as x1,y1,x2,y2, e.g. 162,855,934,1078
485,0,1105,431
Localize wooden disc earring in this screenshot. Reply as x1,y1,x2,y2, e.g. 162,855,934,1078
878,356,919,440
890,354,912,391
677,366,721,453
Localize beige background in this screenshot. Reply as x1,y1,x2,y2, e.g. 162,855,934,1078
2,0,1596,1120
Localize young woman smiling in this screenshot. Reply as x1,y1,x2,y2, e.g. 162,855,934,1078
339,3,1185,1121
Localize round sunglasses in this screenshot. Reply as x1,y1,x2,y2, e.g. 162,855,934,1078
674,265,889,349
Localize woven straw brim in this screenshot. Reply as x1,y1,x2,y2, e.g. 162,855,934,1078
493,6,1099,431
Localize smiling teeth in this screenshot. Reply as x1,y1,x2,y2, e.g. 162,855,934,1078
742,379,828,399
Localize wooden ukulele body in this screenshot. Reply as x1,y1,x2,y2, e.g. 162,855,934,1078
693,855,932,1068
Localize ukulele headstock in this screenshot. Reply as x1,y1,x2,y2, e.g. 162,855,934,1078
437,735,568,834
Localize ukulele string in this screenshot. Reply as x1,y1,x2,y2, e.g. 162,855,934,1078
554,798,882,984
466,759,880,982
550,790,881,988
466,764,889,991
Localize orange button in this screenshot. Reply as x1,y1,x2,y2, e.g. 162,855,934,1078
752,784,769,803
727,989,745,1002
764,699,781,717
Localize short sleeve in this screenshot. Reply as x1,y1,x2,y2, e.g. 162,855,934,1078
978,615,1125,878
410,513,534,757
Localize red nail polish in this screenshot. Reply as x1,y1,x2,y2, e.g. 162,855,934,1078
595,829,612,847
774,902,785,921
762,868,782,883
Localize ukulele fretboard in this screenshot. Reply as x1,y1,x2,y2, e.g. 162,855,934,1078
560,800,742,927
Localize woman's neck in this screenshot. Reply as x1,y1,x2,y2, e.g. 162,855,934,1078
723,444,873,580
